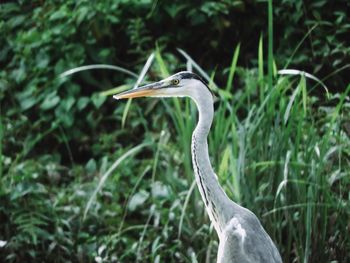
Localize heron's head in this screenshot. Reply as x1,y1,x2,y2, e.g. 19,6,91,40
113,71,212,100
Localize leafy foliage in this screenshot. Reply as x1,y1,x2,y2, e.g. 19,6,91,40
0,0,349,262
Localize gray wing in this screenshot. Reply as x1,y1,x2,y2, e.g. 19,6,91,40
217,210,282,263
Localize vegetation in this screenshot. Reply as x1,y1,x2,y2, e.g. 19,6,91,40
1,0,349,262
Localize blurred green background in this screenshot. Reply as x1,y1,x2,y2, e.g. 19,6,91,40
0,0,349,262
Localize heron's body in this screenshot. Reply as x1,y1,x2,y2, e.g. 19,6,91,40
114,72,282,263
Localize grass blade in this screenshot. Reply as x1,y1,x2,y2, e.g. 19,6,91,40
121,52,155,127
133,52,155,89
100,84,133,97
283,82,300,125
258,34,264,102
225,43,240,91
177,48,218,89
122,98,133,128
267,0,274,90
284,23,318,69
83,143,149,220
156,45,170,78
59,64,138,78
118,165,152,237
278,69,329,96
178,180,196,239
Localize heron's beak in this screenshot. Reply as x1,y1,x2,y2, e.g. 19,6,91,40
113,81,166,99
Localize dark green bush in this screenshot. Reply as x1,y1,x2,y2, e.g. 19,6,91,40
0,0,349,262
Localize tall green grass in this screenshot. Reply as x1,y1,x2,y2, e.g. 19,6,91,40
2,3,349,262
2,50,349,262
89,45,349,262
56,23,348,260
1,1,349,262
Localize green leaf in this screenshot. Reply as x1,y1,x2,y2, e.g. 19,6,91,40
15,86,37,111
19,97,37,111
60,112,74,127
62,97,75,111
77,97,90,111
91,93,106,109
86,159,97,174
49,6,68,21
7,15,26,28
36,51,50,69
76,6,90,25
40,92,60,110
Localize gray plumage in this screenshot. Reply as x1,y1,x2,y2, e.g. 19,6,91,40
114,71,283,263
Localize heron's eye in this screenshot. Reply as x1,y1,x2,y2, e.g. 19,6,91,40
171,79,180,85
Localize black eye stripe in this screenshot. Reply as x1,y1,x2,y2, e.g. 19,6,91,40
177,72,213,95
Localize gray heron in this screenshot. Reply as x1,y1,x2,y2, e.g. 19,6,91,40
113,72,282,263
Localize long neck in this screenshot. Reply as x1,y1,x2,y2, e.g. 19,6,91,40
190,92,232,234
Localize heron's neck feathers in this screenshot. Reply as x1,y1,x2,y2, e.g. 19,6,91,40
190,86,232,234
